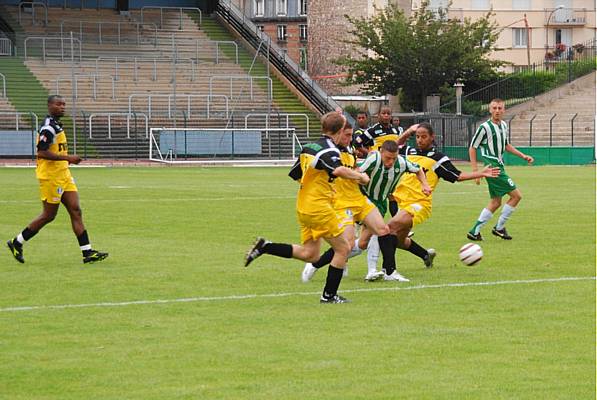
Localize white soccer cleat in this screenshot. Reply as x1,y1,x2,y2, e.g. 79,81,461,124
383,271,410,282
302,263,318,283
364,270,385,281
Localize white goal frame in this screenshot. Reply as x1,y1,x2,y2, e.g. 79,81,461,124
149,127,302,165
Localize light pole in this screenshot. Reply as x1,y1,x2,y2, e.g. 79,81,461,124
545,5,564,55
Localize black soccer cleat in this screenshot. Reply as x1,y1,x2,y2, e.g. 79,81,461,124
7,240,24,264
320,294,351,304
244,237,269,267
492,226,512,240
83,250,109,264
467,232,483,241
423,248,436,268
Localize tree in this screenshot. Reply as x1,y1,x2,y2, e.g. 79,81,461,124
336,1,505,111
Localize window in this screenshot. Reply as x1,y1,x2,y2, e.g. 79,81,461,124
254,0,264,17
277,25,287,41
299,24,307,41
511,0,530,10
298,0,307,15
429,0,448,9
512,28,528,48
471,0,490,9
276,0,287,16
299,48,308,70
256,25,265,32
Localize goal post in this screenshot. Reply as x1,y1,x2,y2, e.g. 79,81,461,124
149,127,303,164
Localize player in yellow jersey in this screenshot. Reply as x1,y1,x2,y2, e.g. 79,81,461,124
389,122,499,265
6,95,108,264
353,106,402,152
244,112,371,304
301,121,391,283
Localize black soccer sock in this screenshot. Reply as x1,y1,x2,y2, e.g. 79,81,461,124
378,234,398,275
14,227,38,245
263,242,293,258
322,265,344,298
77,230,93,256
389,200,399,217
312,247,334,269
407,239,428,260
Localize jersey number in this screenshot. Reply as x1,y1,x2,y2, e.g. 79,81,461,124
58,143,68,152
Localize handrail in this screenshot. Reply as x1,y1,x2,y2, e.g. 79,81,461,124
55,73,116,100
528,114,536,146
128,93,230,119
94,56,198,82
196,39,238,64
0,38,12,56
18,2,48,26
0,111,39,131
140,6,202,29
60,20,158,46
549,113,557,146
87,112,149,139
244,113,310,137
0,72,5,98
24,36,82,63
216,0,346,118
571,112,578,146
209,75,272,101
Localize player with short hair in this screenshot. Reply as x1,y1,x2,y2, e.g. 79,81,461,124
244,112,371,304
467,99,534,241
300,121,390,283
354,105,402,152
7,95,108,264
388,122,499,269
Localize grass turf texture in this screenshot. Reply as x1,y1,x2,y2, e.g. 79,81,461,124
0,165,594,399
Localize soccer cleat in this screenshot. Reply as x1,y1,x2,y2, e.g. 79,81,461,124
301,263,318,283
83,250,109,264
364,271,385,281
244,237,270,267
423,248,436,268
467,232,483,241
407,231,415,238
320,294,351,304
383,271,410,282
7,240,24,264
492,226,512,240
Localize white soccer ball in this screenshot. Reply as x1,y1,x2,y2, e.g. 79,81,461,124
459,243,483,266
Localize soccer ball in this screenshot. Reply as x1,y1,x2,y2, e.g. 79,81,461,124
459,243,483,266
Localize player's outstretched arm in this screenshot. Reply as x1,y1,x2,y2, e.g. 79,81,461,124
333,166,370,185
458,165,500,181
505,143,534,164
37,150,81,164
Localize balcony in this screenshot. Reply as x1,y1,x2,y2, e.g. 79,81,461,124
544,8,587,26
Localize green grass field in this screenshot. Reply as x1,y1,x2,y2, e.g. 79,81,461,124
0,165,594,399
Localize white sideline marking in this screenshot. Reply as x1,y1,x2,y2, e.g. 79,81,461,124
0,195,296,204
0,276,593,313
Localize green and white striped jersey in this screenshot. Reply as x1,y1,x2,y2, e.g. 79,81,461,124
357,150,420,202
470,119,510,164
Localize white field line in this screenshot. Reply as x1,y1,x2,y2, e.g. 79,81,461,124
0,276,593,313
0,195,297,204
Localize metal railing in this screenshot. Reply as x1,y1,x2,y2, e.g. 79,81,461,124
244,113,310,137
24,36,82,63
0,111,39,131
0,72,5,98
55,73,116,99
545,7,587,25
216,0,346,118
140,6,202,29
18,2,48,26
94,56,198,82
128,93,230,119
0,38,12,56
196,39,238,64
209,75,273,100
87,112,149,139
59,20,158,46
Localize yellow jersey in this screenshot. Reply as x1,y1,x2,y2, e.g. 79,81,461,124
394,146,462,207
288,136,342,214
354,123,403,151
36,116,70,181
333,146,365,210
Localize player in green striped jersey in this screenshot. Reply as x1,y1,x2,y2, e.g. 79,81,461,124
358,140,432,281
467,98,534,241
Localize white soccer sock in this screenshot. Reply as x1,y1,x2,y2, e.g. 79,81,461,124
348,238,362,259
367,235,380,274
16,233,25,244
472,208,493,235
496,204,515,230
